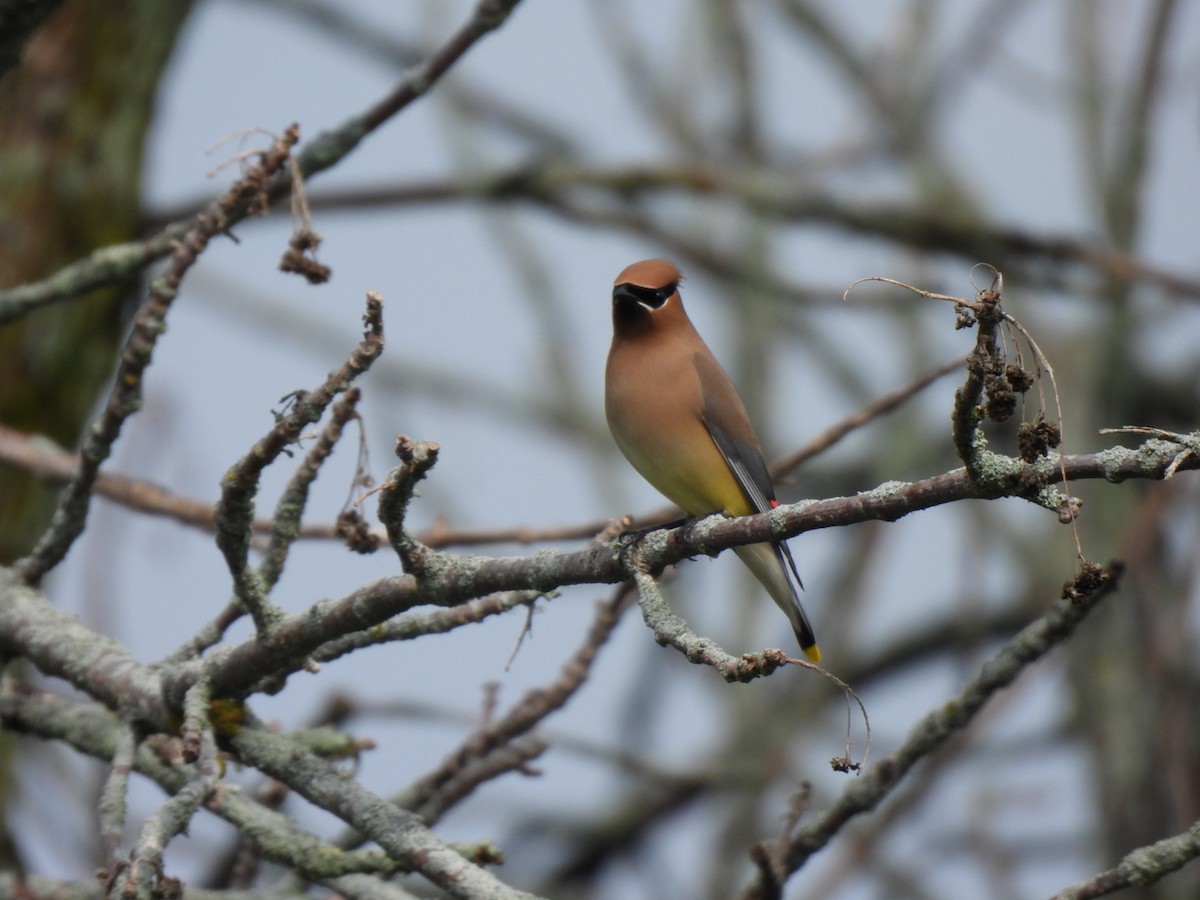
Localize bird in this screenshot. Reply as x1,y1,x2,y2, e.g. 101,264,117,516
605,258,820,662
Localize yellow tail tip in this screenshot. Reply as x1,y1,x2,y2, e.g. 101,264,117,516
803,643,822,663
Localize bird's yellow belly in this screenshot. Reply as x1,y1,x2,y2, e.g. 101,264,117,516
610,423,751,518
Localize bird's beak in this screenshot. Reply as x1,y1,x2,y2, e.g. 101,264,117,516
612,283,641,308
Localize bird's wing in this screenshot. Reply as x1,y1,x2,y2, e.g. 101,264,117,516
691,348,776,507
702,416,775,513
703,416,805,593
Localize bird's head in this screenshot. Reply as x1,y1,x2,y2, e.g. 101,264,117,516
611,259,683,331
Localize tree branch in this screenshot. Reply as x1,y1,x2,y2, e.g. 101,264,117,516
213,292,383,634
14,127,300,586
145,164,1200,300
227,719,539,899
0,684,473,891
1049,817,1200,899
398,584,632,824
0,0,527,325
740,561,1123,898
3,432,1197,719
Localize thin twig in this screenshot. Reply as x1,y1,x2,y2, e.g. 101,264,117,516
97,723,138,870
739,561,1122,898
772,355,965,478
399,584,633,821
309,589,545,664
114,679,220,898
626,560,870,763
260,387,365,591
0,0,529,325
213,292,384,635
14,127,301,586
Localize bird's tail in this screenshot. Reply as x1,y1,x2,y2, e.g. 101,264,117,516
733,541,821,662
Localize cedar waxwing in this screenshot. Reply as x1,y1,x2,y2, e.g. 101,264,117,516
605,259,820,662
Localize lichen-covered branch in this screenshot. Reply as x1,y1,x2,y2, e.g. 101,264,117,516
227,721,539,900
0,685,445,888
14,128,300,586
213,293,383,634
739,561,1122,898
3,432,1197,720
1049,818,1200,899
630,565,793,682
260,386,365,590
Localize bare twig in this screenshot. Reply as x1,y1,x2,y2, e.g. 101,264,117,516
626,559,869,765
0,423,375,542
14,128,301,586
740,561,1122,898
772,355,965,479
316,0,523,158
213,294,383,635
113,679,220,899
377,435,442,574
260,387,365,590
629,564,793,682
412,737,548,826
0,0,528,324
399,584,633,822
1102,0,1178,247
97,723,138,869
310,590,546,664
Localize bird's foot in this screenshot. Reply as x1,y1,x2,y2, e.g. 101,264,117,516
675,514,715,557
617,515,690,541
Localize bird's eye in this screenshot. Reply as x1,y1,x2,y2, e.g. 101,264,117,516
616,282,676,309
